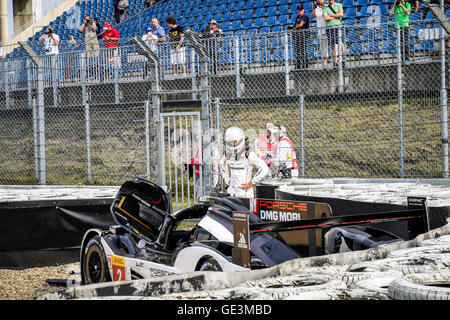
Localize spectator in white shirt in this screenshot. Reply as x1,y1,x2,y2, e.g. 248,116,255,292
312,0,328,68
39,27,60,55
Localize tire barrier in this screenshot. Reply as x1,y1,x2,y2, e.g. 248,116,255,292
388,273,450,300
37,219,450,300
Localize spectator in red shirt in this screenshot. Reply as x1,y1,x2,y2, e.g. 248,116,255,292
102,22,120,48
102,22,120,67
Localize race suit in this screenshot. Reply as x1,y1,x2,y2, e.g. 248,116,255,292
255,134,277,177
275,136,299,178
219,149,269,198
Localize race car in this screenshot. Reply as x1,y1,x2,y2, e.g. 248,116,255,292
80,177,301,284
80,178,423,284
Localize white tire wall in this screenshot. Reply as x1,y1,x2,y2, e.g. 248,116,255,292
388,273,450,300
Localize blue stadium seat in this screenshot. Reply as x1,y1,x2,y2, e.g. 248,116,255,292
278,14,289,26
344,7,357,19
255,0,266,8
243,9,253,19
236,0,246,10
231,20,242,30
254,17,265,27
232,10,243,20
267,6,278,16
279,4,289,15
255,7,266,17
242,18,254,29
245,0,254,9
355,0,369,6
222,11,232,21
267,15,278,26
267,0,277,7
342,0,354,8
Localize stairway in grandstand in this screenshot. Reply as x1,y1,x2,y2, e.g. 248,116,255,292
4,0,448,59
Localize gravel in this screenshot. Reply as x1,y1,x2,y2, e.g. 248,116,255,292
0,263,80,300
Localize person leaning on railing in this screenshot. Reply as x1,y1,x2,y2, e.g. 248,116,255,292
323,0,345,68
390,0,411,64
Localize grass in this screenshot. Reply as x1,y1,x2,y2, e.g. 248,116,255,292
0,96,446,191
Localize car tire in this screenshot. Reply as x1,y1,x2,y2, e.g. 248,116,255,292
83,236,111,284
388,273,450,300
199,258,223,271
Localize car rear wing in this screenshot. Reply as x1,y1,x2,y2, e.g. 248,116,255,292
249,207,428,235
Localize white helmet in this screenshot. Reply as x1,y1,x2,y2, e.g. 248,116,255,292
224,127,245,155
265,122,274,131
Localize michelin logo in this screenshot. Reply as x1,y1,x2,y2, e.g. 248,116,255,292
260,210,301,222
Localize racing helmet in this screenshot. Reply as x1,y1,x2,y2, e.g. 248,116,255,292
224,127,245,155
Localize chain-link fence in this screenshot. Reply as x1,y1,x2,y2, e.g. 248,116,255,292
0,18,448,193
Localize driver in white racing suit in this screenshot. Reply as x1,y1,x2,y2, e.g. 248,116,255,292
219,127,269,198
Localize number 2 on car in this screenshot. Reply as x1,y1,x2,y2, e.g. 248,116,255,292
112,256,126,281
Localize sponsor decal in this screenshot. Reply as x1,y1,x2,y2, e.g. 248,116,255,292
232,211,250,268
112,255,126,281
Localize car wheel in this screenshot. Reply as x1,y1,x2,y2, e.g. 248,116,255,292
199,258,223,271
83,236,111,284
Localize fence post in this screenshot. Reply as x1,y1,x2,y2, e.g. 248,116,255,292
85,103,92,182
235,37,241,98
396,24,404,178
37,64,46,184
51,54,58,107
4,60,10,109
338,27,344,93
114,49,120,104
81,52,87,105
299,94,305,177
145,101,151,181
284,33,290,95
440,0,448,178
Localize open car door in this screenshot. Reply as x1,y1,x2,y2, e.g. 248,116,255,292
110,178,172,244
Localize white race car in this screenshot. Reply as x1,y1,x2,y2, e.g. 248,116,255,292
80,178,300,284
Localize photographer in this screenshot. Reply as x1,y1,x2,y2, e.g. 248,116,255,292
390,0,411,63
38,27,60,55
200,19,223,75
312,0,328,68
80,15,99,57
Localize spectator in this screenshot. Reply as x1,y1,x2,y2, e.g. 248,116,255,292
312,0,328,69
274,126,299,178
390,0,411,63
113,0,120,24
166,16,187,75
144,0,157,8
117,0,130,23
289,5,310,70
142,26,158,52
102,22,120,66
200,19,223,74
151,18,166,43
406,0,420,12
38,27,60,55
0,47,4,59
68,35,77,48
79,15,99,57
255,123,277,177
323,0,345,68
92,18,102,41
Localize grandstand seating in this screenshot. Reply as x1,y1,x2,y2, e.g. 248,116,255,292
3,0,440,65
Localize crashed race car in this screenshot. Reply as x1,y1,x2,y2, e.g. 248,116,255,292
80,178,427,284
